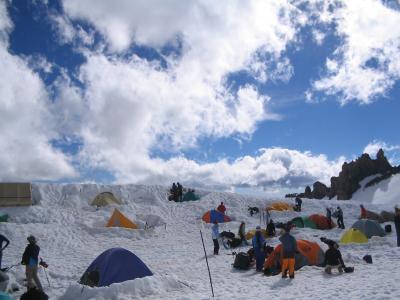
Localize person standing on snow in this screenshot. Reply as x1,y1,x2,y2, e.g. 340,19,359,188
279,226,297,279
295,197,302,212
217,202,226,214
266,219,276,237
177,182,183,202
326,207,332,229
238,221,248,245
360,204,367,219
0,234,10,269
21,235,43,291
252,226,266,272
212,221,220,255
395,207,400,247
336,206,345,229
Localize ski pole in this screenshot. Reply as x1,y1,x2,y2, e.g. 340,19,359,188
199,230,214,298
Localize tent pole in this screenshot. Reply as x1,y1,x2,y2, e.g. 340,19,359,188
199,230,215,298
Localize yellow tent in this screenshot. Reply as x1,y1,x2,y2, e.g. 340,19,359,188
246,229,268,240
266,202,293,212
106,208,138,229
91,192,122,207
340,228,368,244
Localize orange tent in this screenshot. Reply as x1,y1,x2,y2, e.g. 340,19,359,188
106,208,138,229
264,239,324,275
266,202,293,212
308,214,336,230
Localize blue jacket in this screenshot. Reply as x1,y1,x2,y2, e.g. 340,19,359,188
279,233,297,259
252,233,265,253
211,224,219,239
22,244,40,266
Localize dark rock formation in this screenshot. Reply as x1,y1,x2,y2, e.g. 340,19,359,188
312,181,330,199
285,149,400,200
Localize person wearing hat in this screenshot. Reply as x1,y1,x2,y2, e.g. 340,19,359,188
21,235,43,291
279,226,297,279
211,221,220,255
252,226,266,272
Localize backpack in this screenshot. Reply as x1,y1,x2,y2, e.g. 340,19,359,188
233,252,250,270
220,231,235,239
20,288,49,300
363,255,372,264
228,238,242,248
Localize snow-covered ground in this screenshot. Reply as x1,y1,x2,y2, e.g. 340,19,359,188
1,175,400,299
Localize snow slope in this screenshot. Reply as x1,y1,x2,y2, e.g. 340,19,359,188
0,181,399,299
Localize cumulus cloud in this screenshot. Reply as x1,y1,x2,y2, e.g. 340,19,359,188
0,2,77,181
112,148,345,193
363,140,400,165
308,0,400,104
49,0,308,185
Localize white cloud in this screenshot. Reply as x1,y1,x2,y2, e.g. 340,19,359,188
363,140,400,164
111,148,345,193
50,0,308,184
309,0,400,104
0,4,77,181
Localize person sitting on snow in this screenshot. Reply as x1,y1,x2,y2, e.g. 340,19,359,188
324,241,346,274
252,226,266,272
217,202,226,214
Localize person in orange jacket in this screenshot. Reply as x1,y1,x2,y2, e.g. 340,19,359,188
217,202,226,214
279,225,297,279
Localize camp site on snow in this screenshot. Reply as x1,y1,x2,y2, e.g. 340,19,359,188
0,175,399,299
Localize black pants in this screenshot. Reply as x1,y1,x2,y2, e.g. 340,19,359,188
337,216,345,229
213,239,220,254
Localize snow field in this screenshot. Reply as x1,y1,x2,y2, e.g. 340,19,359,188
0,175,399,299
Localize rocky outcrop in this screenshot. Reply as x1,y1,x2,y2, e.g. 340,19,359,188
286,149,400,200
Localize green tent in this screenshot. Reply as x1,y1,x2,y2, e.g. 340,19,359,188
291,217,304,228
302,217,317,229
0,214,8,223
182,191,200,202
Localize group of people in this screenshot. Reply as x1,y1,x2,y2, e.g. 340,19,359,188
326,206,345,229
0,234,46,295
169,182,183,202
209,200,381,278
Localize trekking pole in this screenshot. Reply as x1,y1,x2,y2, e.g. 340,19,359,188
199,230,215,298
43,267,51,287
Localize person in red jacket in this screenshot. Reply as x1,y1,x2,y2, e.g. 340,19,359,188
217,202,226,214
360,204,367,219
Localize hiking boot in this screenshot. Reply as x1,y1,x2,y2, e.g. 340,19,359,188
281,272,288,278
289,274,295,279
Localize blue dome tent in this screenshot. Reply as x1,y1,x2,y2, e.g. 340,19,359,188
80,248,153,287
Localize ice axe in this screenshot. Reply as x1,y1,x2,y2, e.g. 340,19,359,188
40,258,51,287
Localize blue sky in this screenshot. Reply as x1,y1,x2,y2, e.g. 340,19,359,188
1,0,399,196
